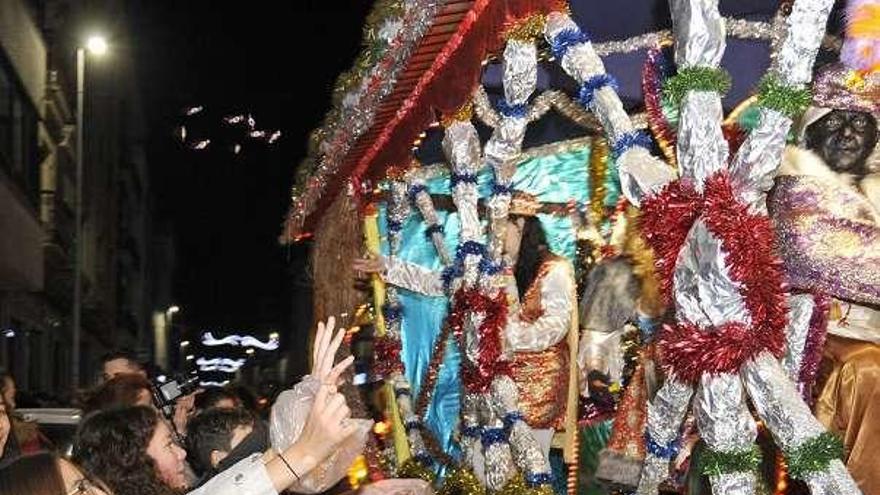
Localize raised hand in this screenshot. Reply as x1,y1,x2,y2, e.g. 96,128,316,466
311,316,354,388
296,383,359,463
352,256,385,277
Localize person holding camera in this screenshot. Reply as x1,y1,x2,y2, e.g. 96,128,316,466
71,317,359,495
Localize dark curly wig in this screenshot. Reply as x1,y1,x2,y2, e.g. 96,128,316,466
73,406,181,495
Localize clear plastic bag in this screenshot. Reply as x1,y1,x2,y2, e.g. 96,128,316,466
269,376,372,493
360,479,434,495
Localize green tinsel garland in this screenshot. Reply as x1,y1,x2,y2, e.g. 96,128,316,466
498,474,555,495
756,75,812,118
662,67,732,106
438,467,485,495
698,445,762,477
783,432,845,480
397,457,437,483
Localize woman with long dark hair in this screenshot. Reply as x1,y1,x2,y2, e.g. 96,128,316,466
0,396,19,469
0,452,109,495
73,317,359,495
353,196,578,439
75,406,185,495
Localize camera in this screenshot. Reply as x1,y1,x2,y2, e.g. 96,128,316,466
151,373,199,420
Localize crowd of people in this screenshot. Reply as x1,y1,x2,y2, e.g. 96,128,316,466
0,318,360,495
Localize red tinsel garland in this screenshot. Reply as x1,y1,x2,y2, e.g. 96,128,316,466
447,287,511,393
642,44,678,168
373,336,404,377
639,180,701,304
642,172,788,382
700,172,788,351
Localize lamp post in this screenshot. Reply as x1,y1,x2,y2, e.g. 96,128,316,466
72,35,107,391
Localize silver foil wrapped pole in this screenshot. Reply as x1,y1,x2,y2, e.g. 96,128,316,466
489,375,552,478
676,91,729,191
502,40,537,106
670,0,726,69
728,109,792,212
385,180,411,339
728,0,834,209
407,178,452,266
637,377,694,495
694,374,758,495
741,353,862,494
781,294,816,383
393,375,429,460
544,11,674,207
443,121,483,244
670,0,728,192
387,180,411,254
773,0,837,86
672,220,750,328
486,39,537,264
804,460,863,495
460,393,481,470
480,397,517,491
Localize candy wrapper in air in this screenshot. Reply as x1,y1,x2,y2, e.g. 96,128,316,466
269,375,373,493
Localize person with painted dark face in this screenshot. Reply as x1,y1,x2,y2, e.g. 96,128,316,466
767,7,879,489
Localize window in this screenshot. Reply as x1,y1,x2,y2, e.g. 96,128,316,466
0,53,40,207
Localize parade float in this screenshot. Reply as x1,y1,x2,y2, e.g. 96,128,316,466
282,0,874,493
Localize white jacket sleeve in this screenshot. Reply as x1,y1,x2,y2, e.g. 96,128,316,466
506,261,575,352
187,454,276,495
384,256,445,296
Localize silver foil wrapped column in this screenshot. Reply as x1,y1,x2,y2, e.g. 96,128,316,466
636,377,694,494
728,0,835,210
694,374,759,495
393,375,429,461
672,220,751,328
443,121,483,244
741,354,861,494
480,394,517,491
407,177,452,266
543,12,674,207
781,294,816,383
485,38,537,263
490,376,552,480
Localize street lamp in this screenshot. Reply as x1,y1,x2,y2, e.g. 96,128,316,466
72,34,108,391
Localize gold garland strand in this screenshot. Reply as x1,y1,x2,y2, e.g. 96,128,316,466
588,137,610,226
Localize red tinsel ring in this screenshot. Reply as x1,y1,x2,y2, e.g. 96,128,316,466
659,322,770,382
372,336,404,377
446,287,511,393
642,172,788,382
701,172,788,357
639,180,701,304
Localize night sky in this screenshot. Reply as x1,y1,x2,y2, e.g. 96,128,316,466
127,1,372,335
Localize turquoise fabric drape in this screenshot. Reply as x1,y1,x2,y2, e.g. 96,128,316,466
376,141,615,456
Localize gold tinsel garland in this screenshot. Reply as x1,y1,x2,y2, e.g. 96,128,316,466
588,137,609,226
621,207,662,315
438,468,485,495
441,101,475,128
397,458,437,484
504,14,547,42
498,474,555,495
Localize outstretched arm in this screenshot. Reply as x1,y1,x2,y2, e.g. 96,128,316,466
354,256,444,297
